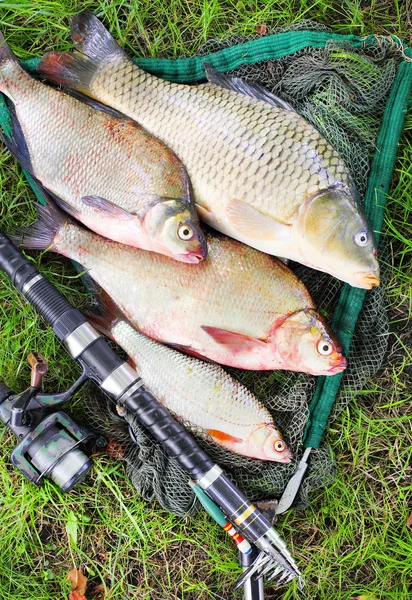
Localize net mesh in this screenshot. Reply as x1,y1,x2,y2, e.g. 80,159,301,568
85,24,396,515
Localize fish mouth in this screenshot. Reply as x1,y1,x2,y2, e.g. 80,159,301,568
178,250,207,264
274,452,293,464
327,355,348,374
353,271,380,289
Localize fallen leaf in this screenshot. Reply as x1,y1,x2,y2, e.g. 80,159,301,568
406,512,412,527
93,583,106,599
106,438,125,460
69,593,87,600
67,568,88,595
352,595,378,600
256,22,267,36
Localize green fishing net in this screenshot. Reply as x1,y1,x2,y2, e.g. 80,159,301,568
80,24,411,517
3,23,410,517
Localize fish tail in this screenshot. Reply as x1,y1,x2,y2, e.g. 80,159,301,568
11,185,69,251
37,51,97,95
83,289,123,338
0,31,23,94
38,11,127,94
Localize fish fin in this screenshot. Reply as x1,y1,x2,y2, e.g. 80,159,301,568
71,11,126,62
204,63,296,112
0,32,23,93
42,188,82,220
206,429,243,444
1,100,34,175
202,326,268,353
83,287,124,335
226,199,291,241
38,12,128,95
83,311,113,339
81,196,135,221
11,186,70,251
62,88,129,119
37,51,95,95
167,343,212,362
0,32,15,67
195,203,223,231
127,356,137,370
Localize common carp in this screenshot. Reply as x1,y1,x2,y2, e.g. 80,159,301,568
38,11,379,288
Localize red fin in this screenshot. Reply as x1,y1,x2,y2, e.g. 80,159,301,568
84,312,113,339
202,326,268,353
128,356,137,370
207,429,243,444
84,290,124,336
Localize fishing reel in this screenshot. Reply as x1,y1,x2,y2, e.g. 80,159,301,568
0,352,94,492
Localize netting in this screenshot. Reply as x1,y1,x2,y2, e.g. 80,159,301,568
80,26,404,515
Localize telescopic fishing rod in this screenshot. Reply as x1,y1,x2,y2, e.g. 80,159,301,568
0,229,303,590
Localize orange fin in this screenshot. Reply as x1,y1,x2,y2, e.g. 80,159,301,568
226,199,291,241
202,326,268,353
207,429,243,444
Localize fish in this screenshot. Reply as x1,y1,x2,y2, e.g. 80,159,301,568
37,10,380,289
86,290,293,462
13,193,347,375
0,31,207,264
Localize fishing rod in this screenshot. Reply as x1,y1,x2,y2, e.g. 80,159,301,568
0,228,303,590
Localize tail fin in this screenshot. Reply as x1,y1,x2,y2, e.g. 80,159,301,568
71,11,126,62
38,11,127,95
11,184,70,251
38,50,99,96
83,288,124,338
0,31,16,65
0,31,23,95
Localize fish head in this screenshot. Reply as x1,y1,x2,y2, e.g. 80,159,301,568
271,309,347,375
142,199,207,263
298,186,380,288
246,424,293,463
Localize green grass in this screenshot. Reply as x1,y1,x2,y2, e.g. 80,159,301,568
0,1,411,599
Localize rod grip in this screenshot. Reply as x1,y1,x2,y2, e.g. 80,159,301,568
0,230,86,340
122,388,215,480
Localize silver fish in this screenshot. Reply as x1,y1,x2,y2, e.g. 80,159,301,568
0,31,207,263
87,291,292,462
14,196,347,375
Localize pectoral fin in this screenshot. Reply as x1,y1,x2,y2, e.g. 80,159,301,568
226,199,291,241
82,195,135,220
202,326,268,354
206,429,244,445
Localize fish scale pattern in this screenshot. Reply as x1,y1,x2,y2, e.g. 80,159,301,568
83,27,397,515
94,57,353,224
57,222,323,371
112,320,277,435
5,63,189,213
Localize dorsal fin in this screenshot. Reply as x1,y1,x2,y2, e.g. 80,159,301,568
203,63,296,112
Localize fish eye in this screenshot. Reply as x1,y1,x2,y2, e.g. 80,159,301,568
317,340,333,356
274,440,285,452
178,224,194,240
354,230,368,246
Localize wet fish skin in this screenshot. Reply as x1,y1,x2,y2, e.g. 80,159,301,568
14,196,347,376
37,11,379,288
0,32,207,263
88,295,292,462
